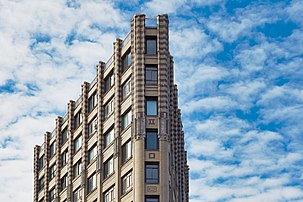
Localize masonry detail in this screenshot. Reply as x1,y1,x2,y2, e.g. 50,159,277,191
33,14,189,202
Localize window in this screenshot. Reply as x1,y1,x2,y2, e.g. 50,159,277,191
74,111,82,129
122,140,132,163
60,175,67,191
146,97,157,116
38,156,44,171
122,110,132,130
121,171,132,195
145,65,157,84
145,37,157,54
73,135,82,153
88,117,97,137
145,196,159,202
104,71,114,92
61,128,68,145
104,186,115,202
73,160,81,179
145,163,159,184
104,128,114,148
88,145,97,163
49,188,56,201
50,142,56,157
61,149,68,167
73,187,82,202
88,91,97,113
38,176,44,192
122,78,131,99
145,131,158,150
49,164,56,180
104,98,114,119
87,173,97,194
122,49,131,72
104,157,114,178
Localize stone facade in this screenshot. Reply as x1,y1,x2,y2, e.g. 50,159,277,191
33,14,189,202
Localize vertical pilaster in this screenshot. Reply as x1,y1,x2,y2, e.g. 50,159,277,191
33,145,40,202
96,62,105,202
44,132,50,202
55,117,62,201
132,14,146,202
67,101,75,201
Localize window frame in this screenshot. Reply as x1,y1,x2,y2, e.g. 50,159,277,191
104,71,114,93
122,109,132,130
38,155,44,171
88,144,97,164
145,36,157,55
38,176,44,192
60,174,67,191
122,78,131,99
73,160,81,179
88,91,97,113
145,130,159,150
87,173,97,194
49,142,56,157
122,48,132,72
146,97,158,116
103,186,115,202
104,127,114,148
104,156,114,178
49,163,56,180
145,65,158,84
49,187,56,202
74,111,83,129
122,139,132,163
73,187,82,202
145,196,159,202
145,163,159,184
73,135,82,154
61,127,68,145
104,98,114,119
61,149,68,167
88,116,97,137
121,170,132,195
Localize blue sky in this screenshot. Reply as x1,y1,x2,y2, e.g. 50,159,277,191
0,0,303,201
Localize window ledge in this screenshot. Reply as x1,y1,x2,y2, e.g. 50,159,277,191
120,187,133,199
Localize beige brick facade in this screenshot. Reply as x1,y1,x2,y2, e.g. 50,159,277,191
33,14,189,202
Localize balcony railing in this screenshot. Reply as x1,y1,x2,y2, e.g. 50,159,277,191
145,18,157,28
122,31,131,48
104,54,114,71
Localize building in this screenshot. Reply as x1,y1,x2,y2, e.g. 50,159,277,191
33,14,189,202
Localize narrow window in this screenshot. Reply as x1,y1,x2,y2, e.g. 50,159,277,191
61,149,68,167
73,187,82,202
145,37,157,54
87,173,97,194
103,186,115,202
60,175,67,191
49,164,56,180
88,117,97,137
74,111,82,129
122,78,131,99
145,130,159,150
104,98,114,119
104,157,114,178
49,142,56,157
61,127,68,145
121,171,132,195
122,49,131,72
122,109,132,130
104,128,114,148
145,163,159,184
73,160,81,179
145,65,157,84
122,140,132,163
38,156,44,171
146,97,157,116
145,196,159,202
49,188,56,202
104,71,114,92
73,135,82,153
38,176,44,192
88,145,97,163
88,91,97,113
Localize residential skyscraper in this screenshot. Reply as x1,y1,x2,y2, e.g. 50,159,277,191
33,14,189,202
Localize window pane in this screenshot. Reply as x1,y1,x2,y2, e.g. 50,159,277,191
145,131,158,150
146,99,157,116
145,163,159,184
122,110,132,130
104,128,114,148
146,38,157,54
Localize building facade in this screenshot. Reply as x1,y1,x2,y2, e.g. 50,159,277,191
33,14,189,202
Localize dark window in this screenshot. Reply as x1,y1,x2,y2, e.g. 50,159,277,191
73,160,81,179
121,171,132,195
145,196,159,202
88,145,97,163
104,157,114,178
103,186,115,202
122,49,132,72
122,109,132,130
122,78,131,99
73,187,82,202
88,117,97,137
122,140,132,163
104,128,114,148
146,97,157,116
60,175,67,191
38,156,44,171
61,128,68,145
38,176,44,192
104,98,114,119
145,163,159,184
61,149,68,167
49,188,56,201
50,142,56,157
146,37,157,54
88,91,97,113
87,173,97,193
104,71,114,92
145,65,157,84
73,135,82,153
145,131,158,150
74,111,82,129
49,164,56,180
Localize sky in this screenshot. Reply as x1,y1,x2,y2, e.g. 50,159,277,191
0,0,303,201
